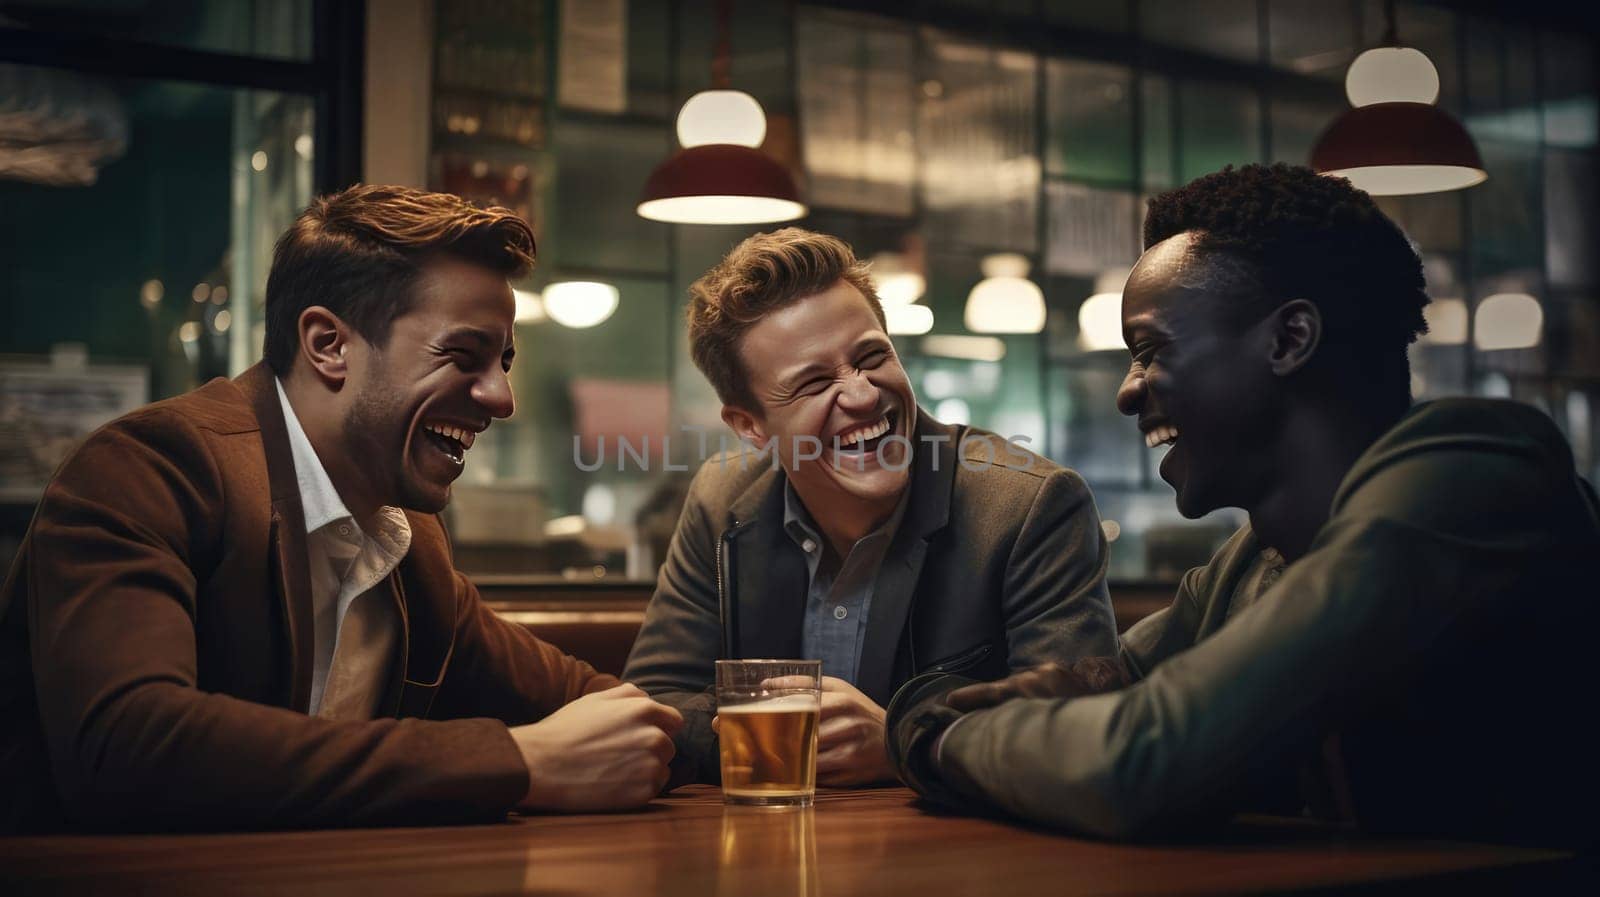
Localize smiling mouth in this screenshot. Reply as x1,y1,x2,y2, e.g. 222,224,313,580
422,422,479,467
1144,424,1180,449
834,410,896,455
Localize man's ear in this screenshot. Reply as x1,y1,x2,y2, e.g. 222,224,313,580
298,306,353,389
720,404,766,448
1267,299,1322,377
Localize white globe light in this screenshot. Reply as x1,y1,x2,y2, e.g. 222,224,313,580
1077,292,1127,351
676,90,767,148
543,281,619,329
1345,47,1440,108
1473,293,1542,351
885,302,934,335
965,277,1045,334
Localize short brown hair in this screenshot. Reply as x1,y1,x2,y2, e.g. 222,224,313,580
688,228,884,409
263,184,536,375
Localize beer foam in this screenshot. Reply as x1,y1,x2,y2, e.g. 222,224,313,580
718,693,819,714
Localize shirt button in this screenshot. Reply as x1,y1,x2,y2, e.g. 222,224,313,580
833,605,848,620
337,524,352,537
802,539,817,554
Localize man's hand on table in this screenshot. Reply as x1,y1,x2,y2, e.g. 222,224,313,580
812,676,896,785
942,657,1128,712
510,683,683,811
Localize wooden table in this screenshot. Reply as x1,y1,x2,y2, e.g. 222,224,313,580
0,787,1584,896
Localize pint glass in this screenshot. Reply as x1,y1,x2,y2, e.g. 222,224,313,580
716,659,821,807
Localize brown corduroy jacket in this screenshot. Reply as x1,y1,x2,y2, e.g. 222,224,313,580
0,363,618,832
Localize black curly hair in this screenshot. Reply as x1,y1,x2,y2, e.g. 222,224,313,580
1143,163,1429,411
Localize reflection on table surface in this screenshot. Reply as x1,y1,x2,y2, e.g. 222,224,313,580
0,786,1583,896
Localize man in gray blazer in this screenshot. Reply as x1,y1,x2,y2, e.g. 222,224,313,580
624,228,1117,787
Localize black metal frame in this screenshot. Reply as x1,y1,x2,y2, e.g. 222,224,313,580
0,0,366,192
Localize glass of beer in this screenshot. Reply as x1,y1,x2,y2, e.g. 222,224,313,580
716,659,821,807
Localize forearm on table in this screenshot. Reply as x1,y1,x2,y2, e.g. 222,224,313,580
47,681,529,830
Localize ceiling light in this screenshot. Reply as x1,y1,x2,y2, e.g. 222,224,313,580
513,288,546,324
1310,0,1485,196
885,303,934,335
922,334,1007,362
1473,293,1542,350
637,10,805,224
870,251,926,305
1078,267,1130,351
543,281,619,329
965,254,1045,334
1419,298,1468,345
1078,293,1126,351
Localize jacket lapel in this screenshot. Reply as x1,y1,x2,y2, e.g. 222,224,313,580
855,410,956,704
727,467,807,659
236,363,317,712
388,535,457,718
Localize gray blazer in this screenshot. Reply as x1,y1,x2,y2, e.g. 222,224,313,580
624,409,1117,784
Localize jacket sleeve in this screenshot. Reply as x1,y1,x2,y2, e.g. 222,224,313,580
430,566,621,724
25,420,528,830
930,441,1561,838
1119,556,1219,681
621,469,724,785
999,468,1119,667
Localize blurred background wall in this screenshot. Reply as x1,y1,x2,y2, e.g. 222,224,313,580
2,0,1596,584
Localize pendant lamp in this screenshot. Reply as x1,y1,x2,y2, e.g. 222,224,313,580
965,254,1046,334
637,1,806,224
1310,0,1485,196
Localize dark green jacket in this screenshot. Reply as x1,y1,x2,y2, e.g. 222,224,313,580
923,398,1600,846
624,410,1117,784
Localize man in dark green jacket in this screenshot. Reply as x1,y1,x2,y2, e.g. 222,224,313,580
888,164,1600,848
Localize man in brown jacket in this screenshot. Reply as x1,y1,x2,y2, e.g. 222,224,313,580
0,185,681,832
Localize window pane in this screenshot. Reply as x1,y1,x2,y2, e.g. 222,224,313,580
920,32,1039,251
1267,0,1356,83
1045,58,1135,184
1142,75,1176,190
1142,0,1261,66
549,119,670,274
1041,0,1131,33
1044,182,1140,277
0,66,314,400
0,0,312,60
1468,138,1542,277
1541,33,1598,149
796,8,917,216
1268,93,1344,167
1545,147,1599,288
1177,81,1261,183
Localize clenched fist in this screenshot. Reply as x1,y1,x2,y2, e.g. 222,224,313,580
510,683,683,812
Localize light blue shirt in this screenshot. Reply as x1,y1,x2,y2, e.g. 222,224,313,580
782,483,907,684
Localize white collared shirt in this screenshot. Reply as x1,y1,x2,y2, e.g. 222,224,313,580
275,379,411,720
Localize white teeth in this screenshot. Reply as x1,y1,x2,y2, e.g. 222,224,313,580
1144,425,1180,449
425,423,479,453
839,416,890,448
